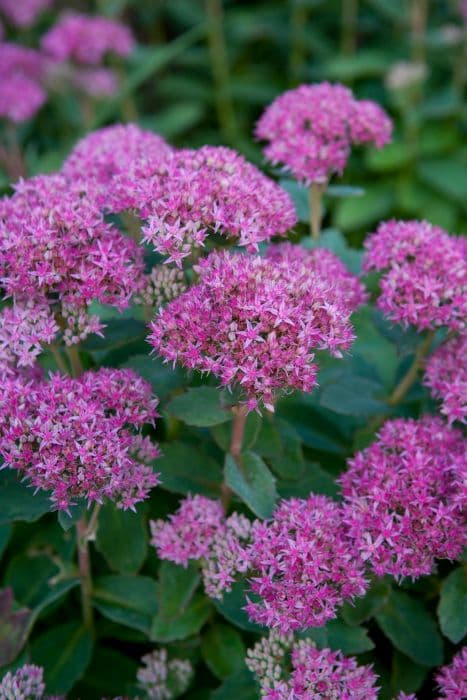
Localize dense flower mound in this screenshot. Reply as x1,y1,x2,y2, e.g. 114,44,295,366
340,416,466,578
150,495,252,599
0,368,160,510
0,0,51,27
246,633,379,699
255,82,392,184
137,649,193,700
363,220,467,332
245,495,368,633
266,242,368,311
436,647,467,700
0,43,46,122
0,664,45,699
140,145,297,265
62,124,172,212
41,12,135,64
0,173,144,341
424,334,467,424
149,251,356,410
0,301,58,378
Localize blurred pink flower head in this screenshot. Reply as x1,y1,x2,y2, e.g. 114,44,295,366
0,43,47,122
425,334,467,425
0,0,52,27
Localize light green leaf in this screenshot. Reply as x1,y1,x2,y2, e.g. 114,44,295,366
167,387,231,427
224,452,277,518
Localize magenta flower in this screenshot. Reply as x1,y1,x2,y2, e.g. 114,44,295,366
0,0,52,27
140,146,297,265
340,416,466,578
424,334,467,424
255,82,392,185
149,250,356,411
41,12,135,65
246,633,379,699
62,124,172,213
266,242,368,312
245,495,368,633
363,220,467,332
0,43,47,123
0,368,160,510
0,664,45,699
436,647,467,700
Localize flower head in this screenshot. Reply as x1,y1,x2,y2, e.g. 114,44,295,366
0,368,160,510
436,647,467,700
140,145,297,265
137,649,193,700
340,416,466,578
149,250,356,411
424,334,467,424
256,82,392,184
41,12,135,64
0,664,45,700
0,43,46,123
245,495,368,633
363,220,467,332
0,0,52,27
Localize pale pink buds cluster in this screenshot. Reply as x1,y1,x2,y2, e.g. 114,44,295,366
0,368,160,510
134,265,187,308
0,43,47,122
256,82,392,184
424,334,467,424
140,146,297,265
0,664,45,700
340,416,466,578
246,632,379,700
363,219,467,332
149,250,357,411
136,649,193,700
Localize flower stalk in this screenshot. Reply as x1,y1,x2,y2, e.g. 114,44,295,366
76,517,94,629
388,332,433,405
221,404,249,510
309,182,326,239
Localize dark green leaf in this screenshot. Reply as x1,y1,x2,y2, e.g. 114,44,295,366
157,442,222,497
320,373,387,416
93,575,158,635
156,561,200,619
96,502,148,574
5,554,59,608
82,319,146,352
0,524,12,560
342,579,390,626
224,452,277,519
151,594,212,642
0,588,31,667
417,157,467,207
167,387,231,427
277,460,339,499
213,580,264,633
391,650,428,696
31,622,93,694
304,618,374,654
210,668,258,700
0,471,51,524
376,589,443,666
202,624,246,680
267,419,305,480
58,500,87,531
334,186,394,231
438,567,467,644
122,354,186,400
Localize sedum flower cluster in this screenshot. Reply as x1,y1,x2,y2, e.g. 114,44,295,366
0,664,45,700
424,334,467,425
340,416,466,578
149,249,359,411
0,368,160,510
255,82,392,184
0,301,58,378
0,0,51,28
136,649,193,700
0,43,47,122
246,632,379,699
363,219,467,332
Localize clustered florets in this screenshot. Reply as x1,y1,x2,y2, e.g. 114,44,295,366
363,219,467,332
424,334,467,425
0,664,45,700
0,301,58,378
140,146,297,265
149,250,358,411
435,647,467,700
134,265,187,308
0,368,160,510
246,632,379,699
340,416,466,578
255,82,392,184
0,42,47,122
136,649,193,700
0,0,51,27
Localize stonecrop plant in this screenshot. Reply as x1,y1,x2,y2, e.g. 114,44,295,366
0,2,466,700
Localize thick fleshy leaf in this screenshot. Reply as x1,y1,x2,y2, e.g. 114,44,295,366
224,452,277,519
96,502,148,574
201,623,246,679
31,622,93,694
438,567,467,644
0,471,51,524
167,386,231,427
93,575,158,635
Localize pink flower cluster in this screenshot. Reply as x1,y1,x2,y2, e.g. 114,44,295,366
246,633,378,700
363,220,467,332
62,124,172,213
150,495,252,599
340,416,466,578
0,43,46,122
140,146,297,265
0,368,160,510
137,649,193,700
0,173,144,347
0,664,45,700
41,12,134,65
246,495,367,633
266,242,368,312
149,250,356,411
424,334,467,424
255,82,392,184
436,647,467,700
0,0,51,27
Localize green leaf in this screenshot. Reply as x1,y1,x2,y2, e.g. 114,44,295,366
267,419,304,480
303,228,362,274
375,589,443,666
0,524,12,560
320,373,387,417
342,579,390,626
5,554,59,608
366,141,413,172
304,618,374,654
323,50,392,80
95,502,147,574
83,318,147,352
30,578,80,627
157,442,222,497
58,500,87,531
213,580,264,633
326,185,365,197
167,387,231,427
0,588,31,667
80,647,138,698
438,567,467,644
93,575,158,635
352,307,399,390
151,594,212,642
122,354,186,400
210,668,258,700
224,452,277,518
0,471,51,524
279,178,309,222
201,624,246,680
334,186,394,231
391,650,428,696
417,157,467,208
278,460,339,500
31,622,93,695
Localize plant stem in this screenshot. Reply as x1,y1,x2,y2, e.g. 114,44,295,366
76,518,94,629
49,343,68,374
85,503,102,541
410,0,428,65
221,404,249,510
341,0,359,56
309,182,325,240
388,332,433,406
289,0,308,84
205,0,238,144
66,344,84,378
